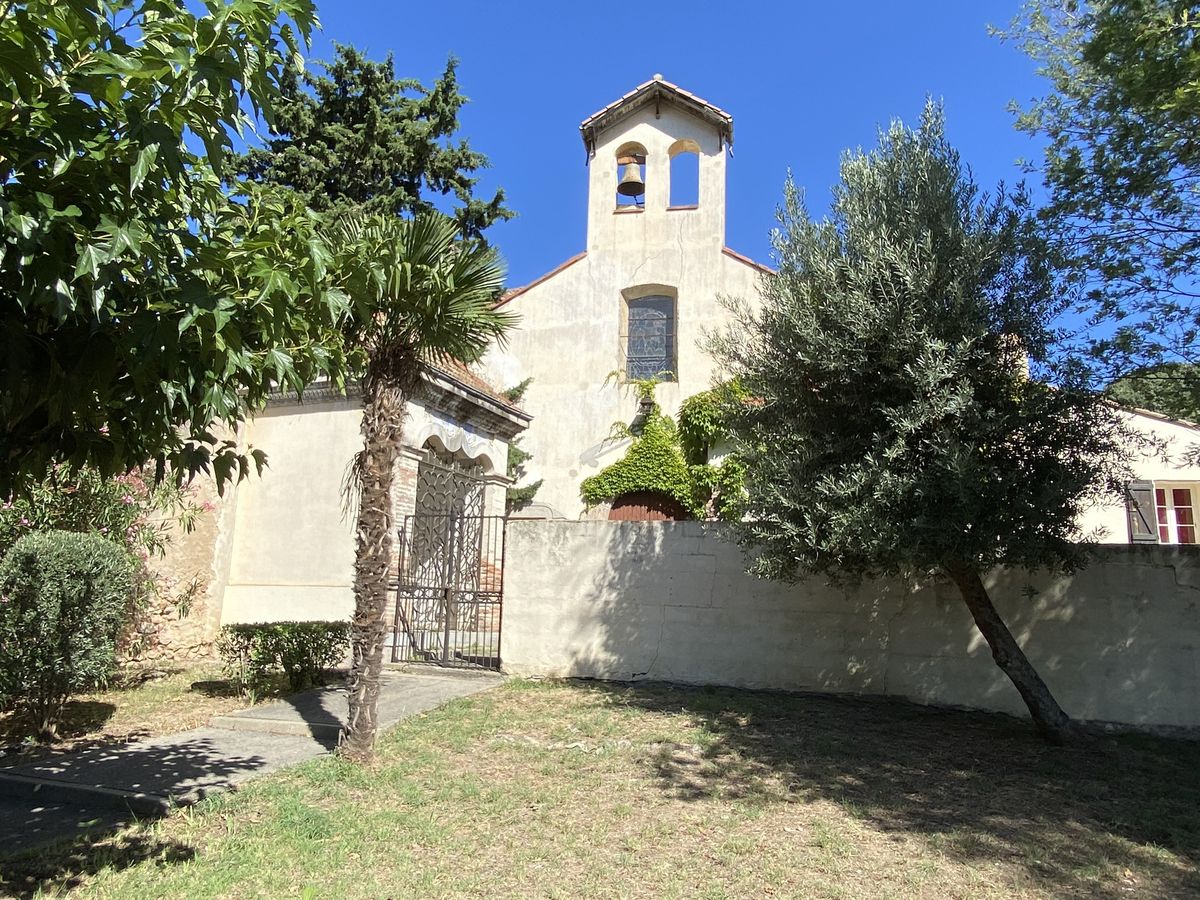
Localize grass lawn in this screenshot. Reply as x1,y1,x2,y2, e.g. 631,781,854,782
4,678,1199,899
0,666,251,763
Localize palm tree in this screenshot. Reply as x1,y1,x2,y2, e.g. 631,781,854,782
328,213,514,761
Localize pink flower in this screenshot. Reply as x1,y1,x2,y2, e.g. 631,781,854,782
18,517,29,526
99,527,109,535
2,501,12,510
99,425,109,435
201,500,216,513
121,494,135,505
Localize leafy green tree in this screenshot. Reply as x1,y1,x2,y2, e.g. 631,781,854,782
998,1,1200,380
235,44,512,239
237,42,517,759
710,104,1131,743
0,0,349,494
1107,363,1200,421
327,213,513,761
502,379,542,512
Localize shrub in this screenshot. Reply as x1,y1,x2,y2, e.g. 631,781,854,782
217,621,350,695
0,530,135,740
0,464,199,564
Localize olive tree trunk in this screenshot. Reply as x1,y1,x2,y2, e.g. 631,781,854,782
944,561,1078,744
339,377,406,762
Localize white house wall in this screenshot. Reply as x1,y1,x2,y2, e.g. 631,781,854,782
1080,408,1200,542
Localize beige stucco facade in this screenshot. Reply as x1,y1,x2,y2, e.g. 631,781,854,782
503,520,1200,729
216,373,526,627
483,78,766,519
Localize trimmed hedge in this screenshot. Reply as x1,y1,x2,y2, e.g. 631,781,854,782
0,530,135,740
217,621,350,694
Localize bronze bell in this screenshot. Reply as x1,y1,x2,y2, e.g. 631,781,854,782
617,160,645,197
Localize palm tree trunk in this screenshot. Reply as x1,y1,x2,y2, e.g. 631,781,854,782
943,561,1078,744
339,375,407,762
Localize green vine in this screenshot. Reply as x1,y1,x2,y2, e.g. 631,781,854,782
580,403,700,516
677,380,749,465
581,378,748,520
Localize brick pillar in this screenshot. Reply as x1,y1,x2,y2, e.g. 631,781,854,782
384,446,426,659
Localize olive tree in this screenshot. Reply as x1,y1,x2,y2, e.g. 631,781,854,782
711,103,1132,742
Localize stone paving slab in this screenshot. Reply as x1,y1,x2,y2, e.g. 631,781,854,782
211,667,503,740
0,727,329,808
0,796,132,858
0,667,502,857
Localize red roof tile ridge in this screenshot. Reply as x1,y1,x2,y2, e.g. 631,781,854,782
722,246,775,274
496,251,587,308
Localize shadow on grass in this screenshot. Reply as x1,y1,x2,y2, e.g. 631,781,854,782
188,679,242,699
581,680,1200,898
0,831,195,899
0,734,282,895
0,701,118,750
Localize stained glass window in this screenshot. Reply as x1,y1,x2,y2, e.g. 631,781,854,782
625,295,675,380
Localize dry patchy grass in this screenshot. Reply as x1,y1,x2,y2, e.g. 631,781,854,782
4,678,1199,898
0,665,248,764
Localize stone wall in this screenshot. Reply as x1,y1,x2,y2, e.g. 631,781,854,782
122,476,232,667
502,520,1200,728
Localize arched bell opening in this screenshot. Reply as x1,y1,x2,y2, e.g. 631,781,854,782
614,141,647,209
668,138,701,209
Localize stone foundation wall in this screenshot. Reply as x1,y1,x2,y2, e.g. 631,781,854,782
121,477,232,667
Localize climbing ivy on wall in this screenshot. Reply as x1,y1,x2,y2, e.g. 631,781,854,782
581,379,748,520
677,380,749,465
580,401,700,516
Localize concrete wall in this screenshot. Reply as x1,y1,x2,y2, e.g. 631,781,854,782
502,520,1200,728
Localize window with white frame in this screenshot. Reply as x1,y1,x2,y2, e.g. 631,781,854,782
1156,484,1197,544
1126,480,1199,544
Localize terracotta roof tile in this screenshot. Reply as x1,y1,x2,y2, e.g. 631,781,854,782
428,358,523,413
722,246,775,275
580,75,734,150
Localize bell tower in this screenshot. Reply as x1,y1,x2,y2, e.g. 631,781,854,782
579,75,733,257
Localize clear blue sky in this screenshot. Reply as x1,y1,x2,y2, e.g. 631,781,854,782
302,1,1047,288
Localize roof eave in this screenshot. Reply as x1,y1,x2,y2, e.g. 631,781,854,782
579,79,734,156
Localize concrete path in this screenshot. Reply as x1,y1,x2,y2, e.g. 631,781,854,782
0,668,501,856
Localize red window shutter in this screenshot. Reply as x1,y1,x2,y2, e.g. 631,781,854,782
1126,481,1159,543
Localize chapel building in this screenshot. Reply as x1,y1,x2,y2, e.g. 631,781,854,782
483,75,770,519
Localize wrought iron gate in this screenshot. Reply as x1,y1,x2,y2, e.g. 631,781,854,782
390,513,505,669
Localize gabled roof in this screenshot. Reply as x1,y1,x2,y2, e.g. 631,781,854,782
579,75,734,155
496,252,587,308
722,246,775,275
427,358,528,418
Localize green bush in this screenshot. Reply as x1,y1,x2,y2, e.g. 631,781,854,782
0,530,135,740
217,621,350,695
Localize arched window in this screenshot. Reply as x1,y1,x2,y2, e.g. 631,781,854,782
624,294,676,381
614,141,647,209
668,139,700,208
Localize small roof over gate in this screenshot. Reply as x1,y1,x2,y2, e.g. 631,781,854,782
579,75,734,155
